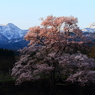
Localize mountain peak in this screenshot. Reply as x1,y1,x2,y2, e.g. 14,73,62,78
0,23,28,40
6,23,19,29
7,23,15,26
82,23,95,33
87,23,95,28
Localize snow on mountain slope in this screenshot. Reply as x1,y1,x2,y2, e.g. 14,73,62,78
87,23,95,28
82,23,95,33
0,22,95,50
0,23,29,50
0,33,8,42
0,23,28,40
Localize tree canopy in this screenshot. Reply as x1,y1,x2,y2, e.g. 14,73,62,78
11,15,95,85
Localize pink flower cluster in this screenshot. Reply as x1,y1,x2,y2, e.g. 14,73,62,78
24,15,85,46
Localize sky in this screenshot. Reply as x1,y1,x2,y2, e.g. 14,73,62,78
0,0,95,29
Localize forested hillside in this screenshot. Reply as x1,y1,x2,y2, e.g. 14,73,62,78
0,48,16,75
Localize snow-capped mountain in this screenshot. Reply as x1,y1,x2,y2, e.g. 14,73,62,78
1,22,95,50
87,23,95,28
82,23,95,44
0,23,27,40
82,23,95,33
0,23,29,50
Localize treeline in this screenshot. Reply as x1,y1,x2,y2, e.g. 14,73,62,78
0,48,15,57
0,48,16,75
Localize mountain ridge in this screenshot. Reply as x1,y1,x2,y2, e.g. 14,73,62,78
0,23,28,40
0,23,29,50
0,23,95,50
82,23,95,33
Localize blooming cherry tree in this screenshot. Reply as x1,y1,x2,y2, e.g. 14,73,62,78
11,15,95,85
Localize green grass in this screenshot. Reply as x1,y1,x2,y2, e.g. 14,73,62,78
0,78,14,82
0,73,15,82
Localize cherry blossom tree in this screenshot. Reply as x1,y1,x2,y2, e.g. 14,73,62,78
11,15,95,85
24,16,83,46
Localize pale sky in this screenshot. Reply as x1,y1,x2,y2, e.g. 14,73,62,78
0,0,95,29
